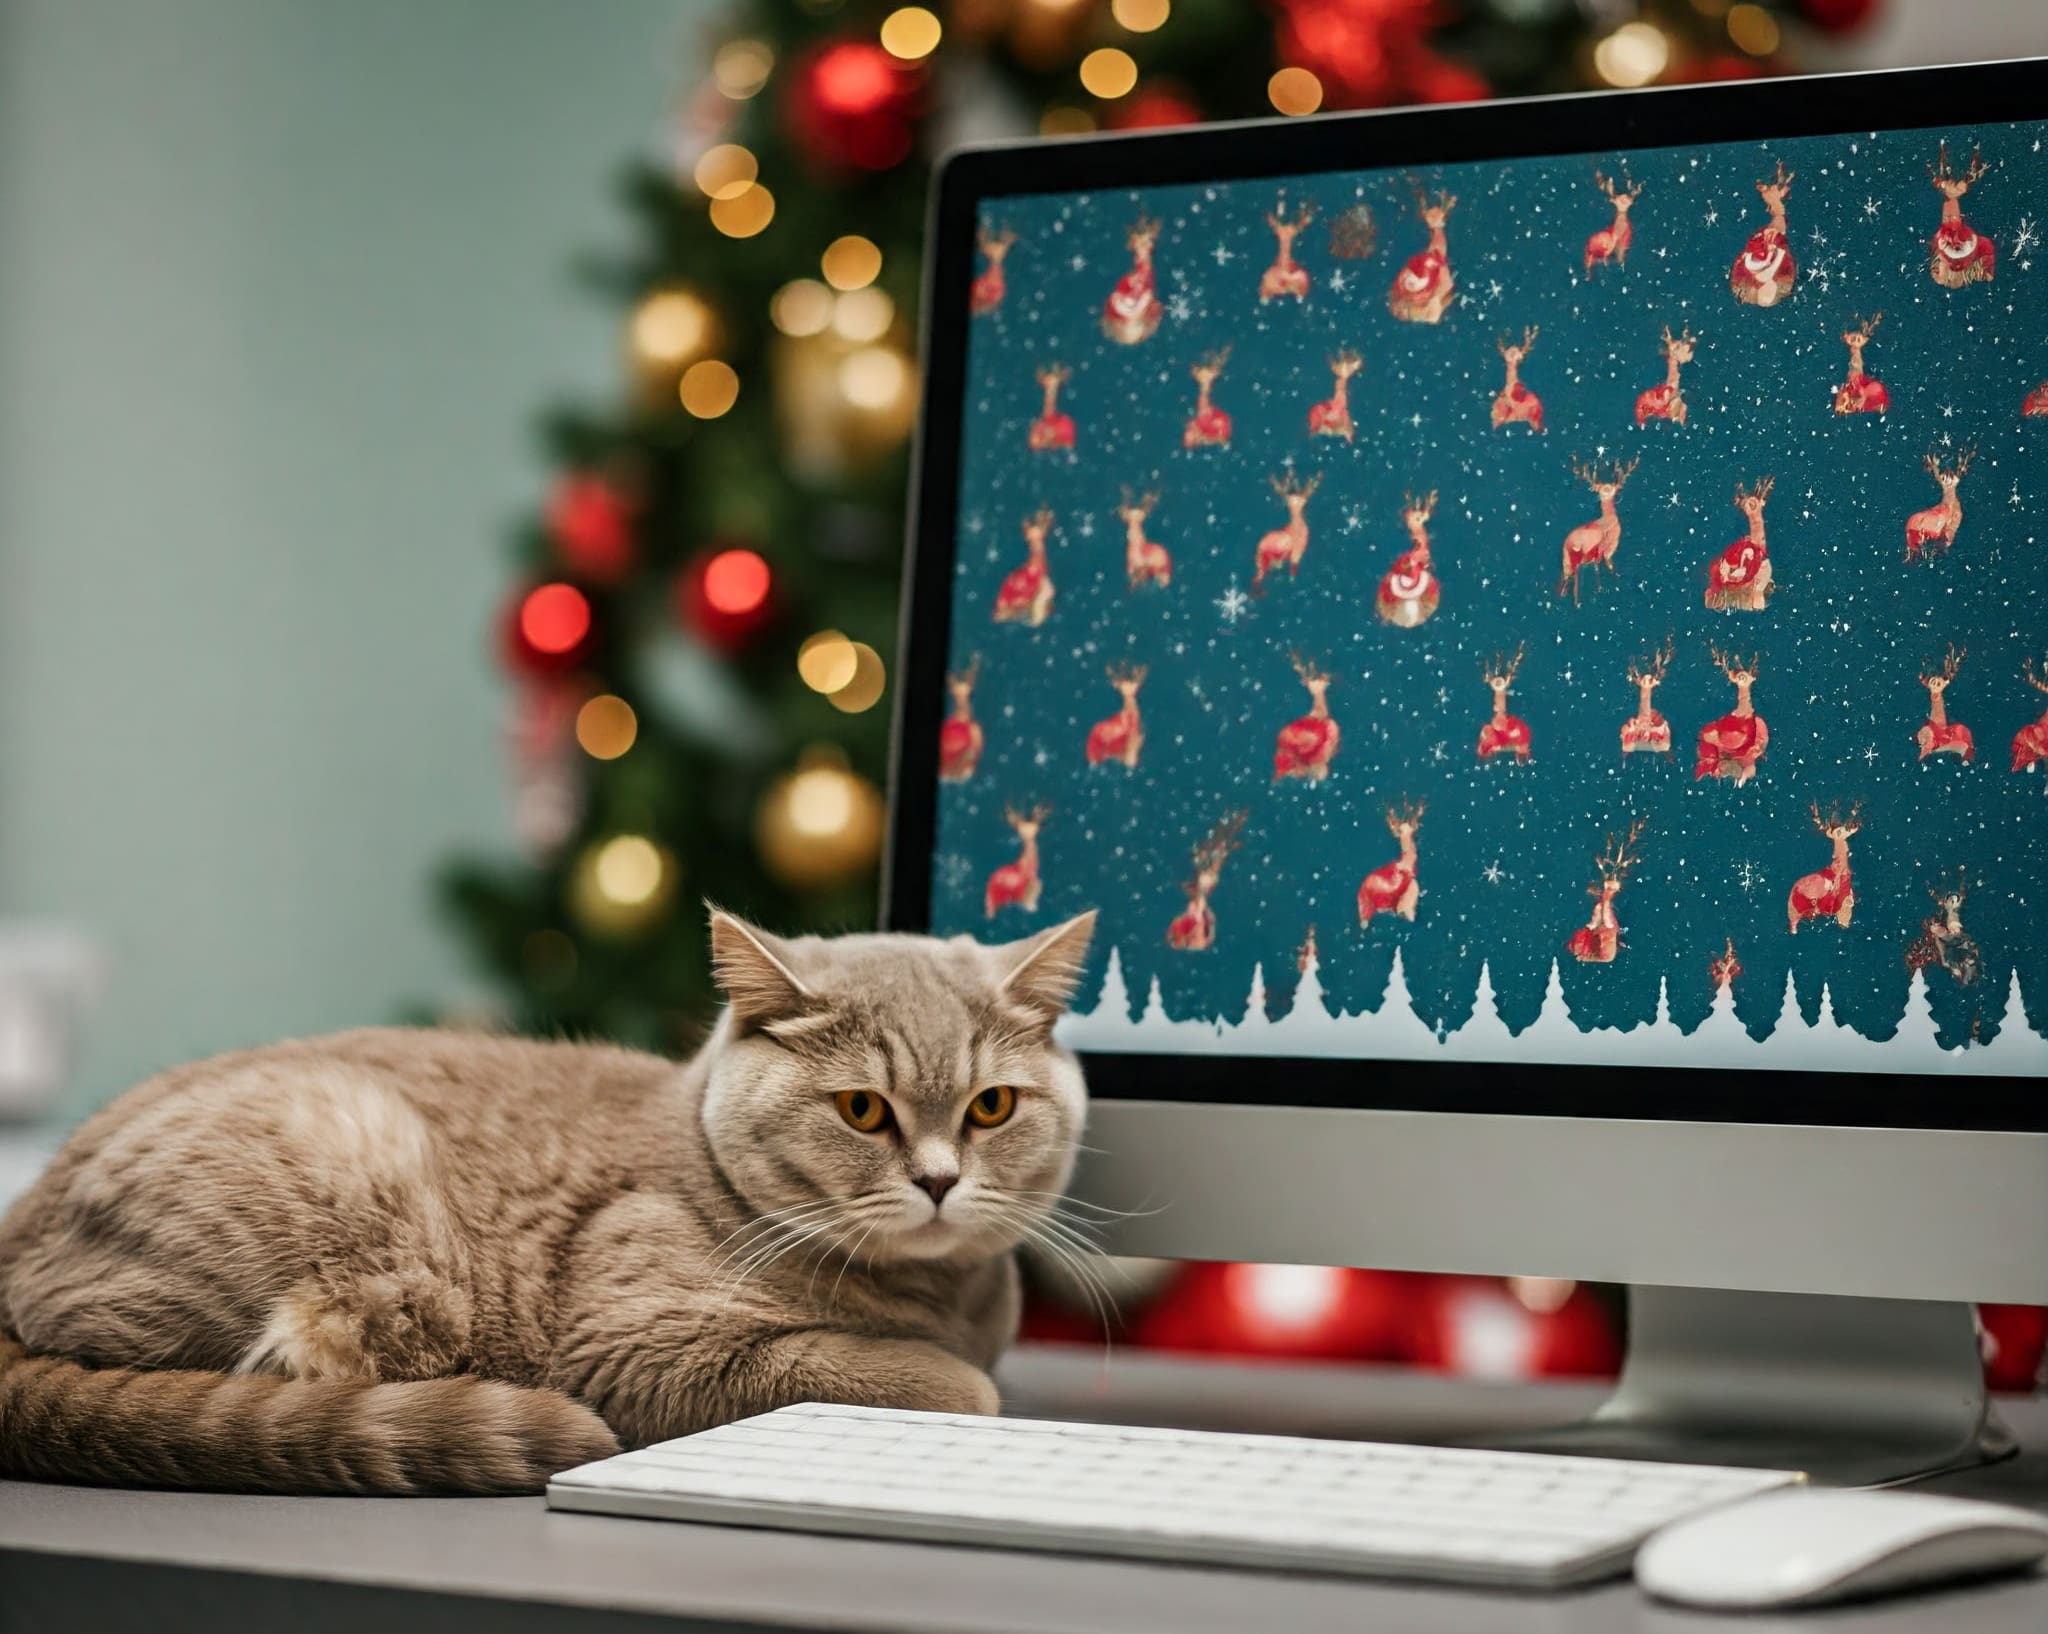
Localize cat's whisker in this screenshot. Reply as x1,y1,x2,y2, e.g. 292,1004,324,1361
705,1197,849,1281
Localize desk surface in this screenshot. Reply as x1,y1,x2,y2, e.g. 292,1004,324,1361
3,1345,2046,1634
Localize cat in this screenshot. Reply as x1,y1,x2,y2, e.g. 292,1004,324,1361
0,907,1096,1495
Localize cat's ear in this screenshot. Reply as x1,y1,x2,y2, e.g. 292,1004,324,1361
991,910,1098,1030
709,908,812,1033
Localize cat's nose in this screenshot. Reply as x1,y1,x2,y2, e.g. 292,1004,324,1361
915,1173,958,1208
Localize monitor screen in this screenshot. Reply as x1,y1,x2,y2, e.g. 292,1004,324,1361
922,117,2048,1080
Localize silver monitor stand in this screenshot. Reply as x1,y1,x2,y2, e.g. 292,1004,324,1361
1073,1098,2048,1486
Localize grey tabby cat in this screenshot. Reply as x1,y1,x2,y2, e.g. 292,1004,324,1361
0,908,1096,1494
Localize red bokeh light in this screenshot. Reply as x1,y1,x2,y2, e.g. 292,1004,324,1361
813,41,897,115
702,549,771,616
520,583,592,655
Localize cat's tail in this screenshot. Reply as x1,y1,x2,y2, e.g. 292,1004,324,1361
0,1334,620,1494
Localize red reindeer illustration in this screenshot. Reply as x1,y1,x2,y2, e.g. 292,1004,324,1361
992,507,1056,627
1585,170,1642,278
1308,350,1363,441
1620,638,1673,756
1491,326,1545,433
1710,938,1743,991
1388,188,1457,324
1929,142,1995,288
984,802,1051,918
1375,489,1441,629
970,225,1015,316
2026,381,2048,418
1102,216,1163,345
1166,810,1247,951
1259,200,1314,303
2013,656,2048,781
1085,663,1147,770
1787,802,1861,935
1476,644,1531,762
1906,447,1973,561
938,655,984,782
1357,798,1424,926
1568,817,1648,965
1833,313,1890,415
1906,874,1981,988
1915,644,1974,763
1252,470,1321,592
1182,348,1232,449
1706,476,1776,612
1559,454,1639,604
1027,364,1075,452
1297,924,1319,974
1116,488,1170,589
1696,646,1768,786
1730,160,1797,307
1273,653,1340,782
1635,324,1696,427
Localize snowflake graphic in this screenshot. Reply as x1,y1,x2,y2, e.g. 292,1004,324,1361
1863,744,1881,765
964,512,986,535
1863,197,1881,219
1482,859,1506,885
2016,215,2041,259
1216,580,1252,624
1165,292,1192,321
1735,859,1761,896
1211,243,1234,266
936,853,975,893
1703,207,1720,227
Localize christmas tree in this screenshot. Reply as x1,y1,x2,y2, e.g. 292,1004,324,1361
437,0,1878,1051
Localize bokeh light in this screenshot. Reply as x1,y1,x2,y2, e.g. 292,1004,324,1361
831,287,895,342
879,6,942,60
519,583,591,655
703,548,771,616
1079,48,1138,99
1593,21,1669,86
693,144,759,200
1726,3,1780,54
839,346,910,409
1040,106,1096,137
713,39,774,99
798,630,861,694
679,359,740,418
828,643,887,714
630,289,711,366
1112,0,1170,30
709,184,776,238
788,766,856,837
575,694,638,760
771,279,834,337
1268,67,1323,116
821,234,883,291
593,835,665,905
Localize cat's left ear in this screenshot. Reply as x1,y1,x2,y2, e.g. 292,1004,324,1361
991,910,1098,1030
709,907,812,1033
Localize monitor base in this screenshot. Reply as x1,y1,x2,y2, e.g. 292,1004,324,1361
1479,1285,2014,1487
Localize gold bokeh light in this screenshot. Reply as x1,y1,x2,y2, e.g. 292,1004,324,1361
1593,21,1669,86
879,6,942,60
713,39,774,99
839,346,910,410
709,183,776,239
693,144,758,201
1079,48,1138,99
828,643,887,714
1268,67,1323,116
820,235,883,291
771,279,834,337
1040,106,1096,137
575,694,638,761
630,289,711,366
679,359,740,418
1111,0,1170,31
1726,3,1779,54
832,287,894,342
798,630,860,694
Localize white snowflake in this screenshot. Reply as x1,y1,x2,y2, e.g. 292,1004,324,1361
937,853,975,893
1329,269,1348,293
1735,859,1761,896
1033,746,1051,768
1068,253,1087,273
2016,215,2041,259
1165,293,1192,321
1704,207,1720,227
1212,243,1234,266
1482,859,1505,885
1863,197,1881,219
1216,580,1252,624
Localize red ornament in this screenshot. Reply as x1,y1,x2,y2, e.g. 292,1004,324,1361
1269,0,1444,109
785,40,920,172
500,581,593,676
677,546,776,651
1107,87,1204,131
546,473,636,585
1799,0,1881,33
1406,1277,1621,1381
1980,1304,2048,1393
1133,1261,1426,1363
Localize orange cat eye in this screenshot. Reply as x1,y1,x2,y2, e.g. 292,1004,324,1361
966,1085,1017,1129
835,1089,891,1133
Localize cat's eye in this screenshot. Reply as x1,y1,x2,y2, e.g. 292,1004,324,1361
966,1085,1017,1129
835,1089,892,1134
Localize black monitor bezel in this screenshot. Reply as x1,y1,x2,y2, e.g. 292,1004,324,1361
884,60,2048,1133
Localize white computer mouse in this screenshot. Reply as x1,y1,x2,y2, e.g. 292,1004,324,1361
1636,1487,2048,1610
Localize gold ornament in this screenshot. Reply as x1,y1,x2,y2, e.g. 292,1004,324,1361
755,748,885,890
569,833,679,939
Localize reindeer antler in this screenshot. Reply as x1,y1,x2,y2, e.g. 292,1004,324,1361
1404,487,1438,518
1612,453,1641,487
1847,311,1883,341
1953,444,1976,478
1709,644,1759,681
1271,469,1323,501
1024,504,1055,534
978,224,1016,251
1289,651,1330,687
1736,474,1775,505
951,653,981,688
2024,655,2048,695
1921,643,1966,685
1193,345,1230,376
1483,642,1526,685
1384,795,1426,831
1191,809,1249,870
1331,347,1362,373
1931,141,1989,190
1106,660,1147,689
1628,637,1674,685
1765,159,1794,191
1036,361,1070,386
1595,815,1649,882
1129,214,1161,243
1594,168,1643,202
1810,800,1862,835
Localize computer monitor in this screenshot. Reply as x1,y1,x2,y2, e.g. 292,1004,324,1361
887,60,2048,1481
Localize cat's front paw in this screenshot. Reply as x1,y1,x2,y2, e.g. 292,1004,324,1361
916,1354,1001,1417
819,1336,1000,1418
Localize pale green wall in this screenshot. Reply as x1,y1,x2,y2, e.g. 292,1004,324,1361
0,0,695,1110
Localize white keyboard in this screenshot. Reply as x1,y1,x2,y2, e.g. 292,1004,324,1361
547,1403,1802,1588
